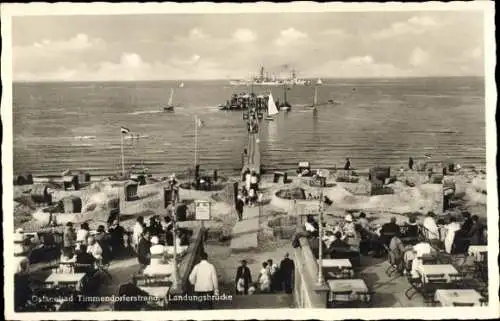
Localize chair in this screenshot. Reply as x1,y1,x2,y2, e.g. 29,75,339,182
424,273,445,281
56,262,75,274
448,273,464,288
328,290,354,308
384,244,404,277
58,281,78,288
326,267,352,280
95,259,112,280
452,302,474,307
421,278,447,306
42,281,55,288
355,290,375,307
405,272,423,300
420,254,438,265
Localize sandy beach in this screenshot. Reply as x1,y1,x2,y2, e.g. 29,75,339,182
14,163,487,236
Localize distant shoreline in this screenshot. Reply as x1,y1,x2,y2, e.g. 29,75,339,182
12,76,484,85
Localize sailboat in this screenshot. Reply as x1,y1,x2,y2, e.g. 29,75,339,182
179,82,185,88
312,86,318,110
265,92,279,120
163,88,175,112
307,85,319,110
316,78,323,85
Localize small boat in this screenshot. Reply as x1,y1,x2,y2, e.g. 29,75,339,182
316,78,323,85
265,92,279,120
307,85,322,109
278,84,292,111
179,82,185,88
163,88,175,112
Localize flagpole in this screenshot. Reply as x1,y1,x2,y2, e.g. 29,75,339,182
120,132,125,176
194,115,198,167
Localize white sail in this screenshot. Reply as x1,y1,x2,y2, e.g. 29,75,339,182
267,92,279,116
316,78,323,85
313,86,318,106
168,88,174,106
179,82,185,88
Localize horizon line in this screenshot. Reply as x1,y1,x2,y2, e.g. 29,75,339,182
12,75,484,84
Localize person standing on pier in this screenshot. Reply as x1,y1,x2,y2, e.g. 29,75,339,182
250,171,259,191
235,260,252,295
280,253,295,294
235,194,245,221
344,158,351,170
189,252,219,309
267,259,279,293
245,170,252,192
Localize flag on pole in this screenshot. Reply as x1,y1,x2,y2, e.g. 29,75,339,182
121,127,130,134
196,118,205,128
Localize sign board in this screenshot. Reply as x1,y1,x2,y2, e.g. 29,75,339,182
195,200,211,220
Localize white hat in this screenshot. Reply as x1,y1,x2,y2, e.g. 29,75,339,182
344,215,353,222
151,236,159,244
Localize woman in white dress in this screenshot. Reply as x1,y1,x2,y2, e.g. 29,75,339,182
132,217,145,251
76,223,90,246
258,262,271,292
444,217,461,254
149,236,166,266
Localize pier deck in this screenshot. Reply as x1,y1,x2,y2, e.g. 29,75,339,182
242,132,260,175
231,132,261,251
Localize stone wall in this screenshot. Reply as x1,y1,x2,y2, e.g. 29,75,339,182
293,237,329,308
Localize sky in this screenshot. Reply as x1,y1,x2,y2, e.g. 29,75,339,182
11,11,485,81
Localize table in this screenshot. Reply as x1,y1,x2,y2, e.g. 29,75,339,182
417,264,458,283
321,259,354,279
435,289,483,307
45,273,86,290
327,279,370,302
321,259,352,268
468,245,488,262
143,264,173,277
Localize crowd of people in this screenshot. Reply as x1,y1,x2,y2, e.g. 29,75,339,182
292,210,486,263
235,253,295,296
235,168,263,220
62,219,128,269
132,215,192,272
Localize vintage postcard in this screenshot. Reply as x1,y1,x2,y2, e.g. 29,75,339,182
2,1,498,320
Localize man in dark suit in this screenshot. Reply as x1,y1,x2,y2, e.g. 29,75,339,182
235,260,252,295
235,196,245,221
280,253,295,294
137,230,151,272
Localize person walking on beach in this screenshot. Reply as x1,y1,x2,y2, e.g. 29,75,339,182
235,195,245,221
189,252,219,309
235,260,252,295
408,157,414,170
280,253,294,293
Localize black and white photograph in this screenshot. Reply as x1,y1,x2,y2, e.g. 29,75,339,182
2,2,498,320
